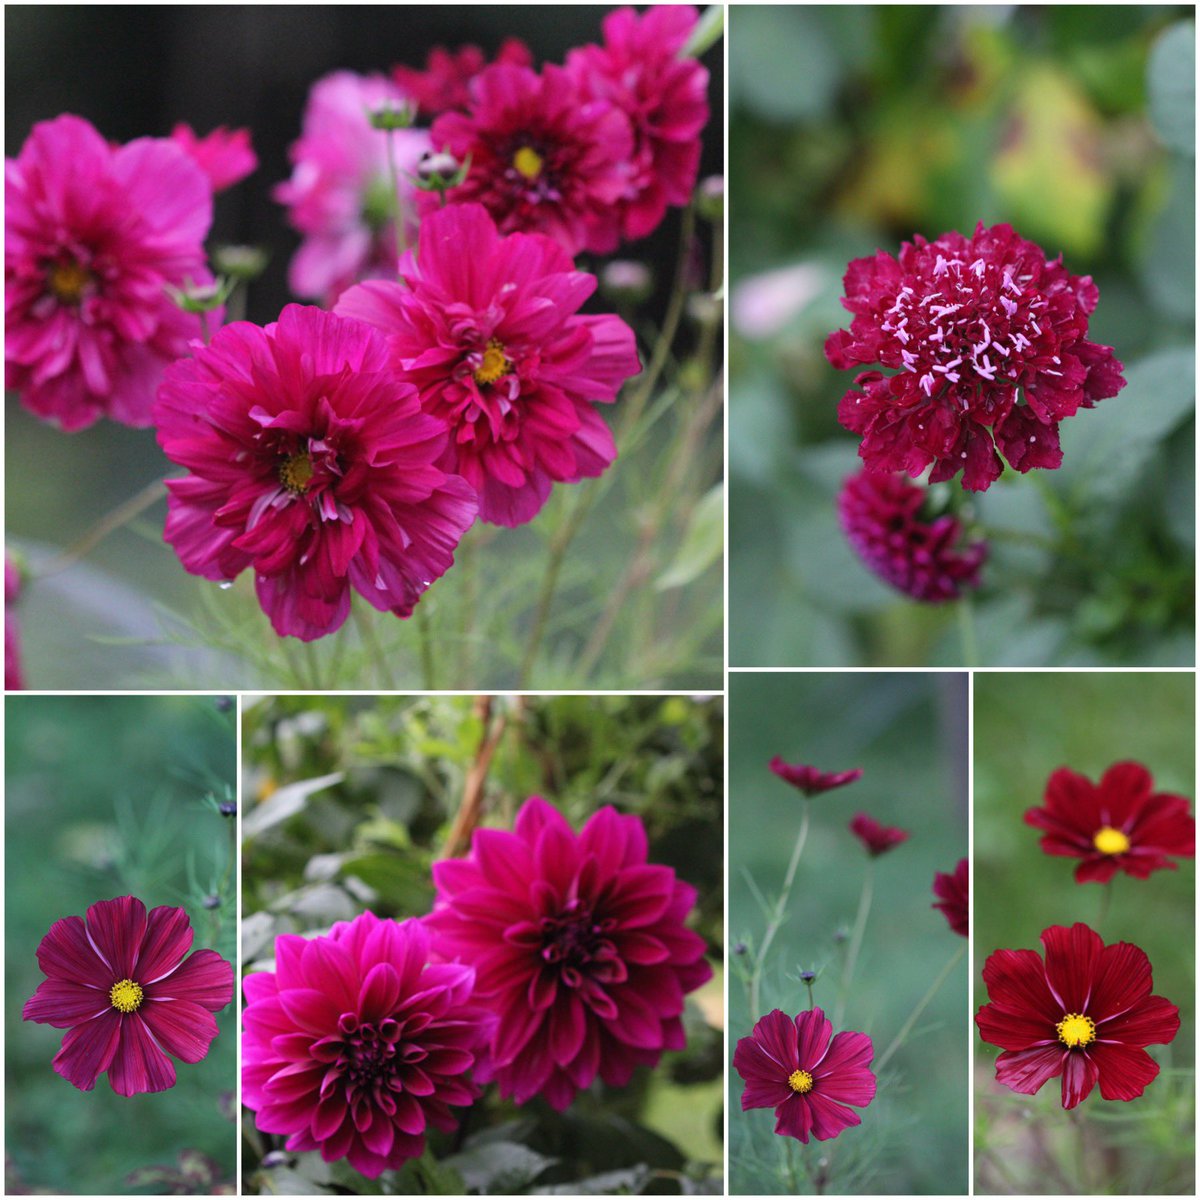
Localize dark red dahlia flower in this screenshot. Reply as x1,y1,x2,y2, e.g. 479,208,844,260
734,1007,876,1143
975,923,1179,1108
826,222,1126,491
242,913,488,1179
769,756,863,797
838,468,987,602
22,895,233,1096
932,858,968,937
1024,761,1194,884
337,203,640,526
169,123,257,192
153,304,476,641
392,38,533,116
425,796,712,1110
849,813,909,857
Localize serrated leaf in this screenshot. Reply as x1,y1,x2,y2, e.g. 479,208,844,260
657,484,724,590
1148,21,1195,156
241,772,343,838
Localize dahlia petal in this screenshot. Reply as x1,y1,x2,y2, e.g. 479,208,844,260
1090,1042,1161,1101
301,937,359,1011
358,963,402,1022
548,992,587,1066
34,915,108,985
139,997,219,1063
1041,924,1103,1012
1060,1050,1099,1108
108,1013,177,1096
23,978,110,1028
51,1009,122,1091
85,896,147,978
312,1094,348,1142
993,1045,1065,1096
278,987,343,1034
134,905,194,984
152,948,234,1011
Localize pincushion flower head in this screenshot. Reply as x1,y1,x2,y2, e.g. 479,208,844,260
734,1008,876,1143
22,895,233,1096
849,812,910,857
337,203,641,526
1024,761,1194,884
6,114,215,430
932,858,968,937
839,468,987,602
769,756,863,797
153,304,477,641
242,913,488,1179
826,222,1126,491
425,796,712,1110
975,922,1179,1108
392,38,533,116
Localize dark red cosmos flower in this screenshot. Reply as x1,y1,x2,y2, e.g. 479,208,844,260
392,38,533,116
976,923,1179,1108
932,858,968,937
22,895,233,1096
838,468,987,602
734,1007,876,1143
849,813,909,857
1024,761,1194,884
425,796,712,1110
826,222,1126,491
769,756,863,797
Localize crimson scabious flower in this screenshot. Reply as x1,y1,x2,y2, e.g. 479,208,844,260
734,1008,876,1143
22,895,233,1096
153,304,476,641
849,813,909,857
425,796,712,1110
337,203,640,526
932,858,968,937
392,38,533,116
1024,761,1194,884
5,556,25,690
826,222,1126,491
975,923,1179,1108
424,63,633,255
567,5,710,242
838,468,987,602
170,123,257,192
242,913,488,1179
769,756,863,797
6,114,215,430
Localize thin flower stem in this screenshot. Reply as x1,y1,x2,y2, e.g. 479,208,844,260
804,978,816,1011
835,861,874,1028
37,477,169,577
783,1139,800,1192
385,128,408,262
957,595,978,668
874,942,966,1074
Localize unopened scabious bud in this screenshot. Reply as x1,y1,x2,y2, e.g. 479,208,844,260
368,101,417,131
413,150,470,192
219,801,237,817
165,276,233,314
696,175,723,223
601,260,653,305
733,941,748,956
799,969,817,984
202,894,221,910
211,244,269,282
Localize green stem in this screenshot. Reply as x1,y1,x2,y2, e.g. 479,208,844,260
957,595,977,668
353,606,396,689
835,862,874,1027
385,128,409,263
37,478,169,578
803,978,816,1011
302,641,323,691
874,942,966,1074
783,1140,800,1192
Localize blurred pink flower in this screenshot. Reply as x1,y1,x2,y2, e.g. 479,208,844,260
392,38,533,116
731,263,825,340
170,123,257,192
5,556,24,690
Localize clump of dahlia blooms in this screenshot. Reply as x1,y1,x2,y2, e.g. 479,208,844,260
392,38,533,116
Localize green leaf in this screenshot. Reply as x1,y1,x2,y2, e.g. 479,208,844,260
441,1141,556,1194
1148,21,1195,157
1142,153,1195,321
657,484,724,590
241,771,343,838
255,1167,329,1195
533,1165,652,1195
681,5,723,58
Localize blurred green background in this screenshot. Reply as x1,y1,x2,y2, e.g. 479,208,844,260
728,672,968,1194
5,695,237,1195
240,694,723,1196
729,4,1195,667
974,671,1195,1195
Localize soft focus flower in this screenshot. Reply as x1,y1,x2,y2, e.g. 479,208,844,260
975,923,1179,1108
153,304,476,640
337,203,640,526
424,63,633,255
392,38,533,116
838,468,987,602
6,114,215,430
566,5,709,242
932,858,968,937
1024,762,1194,884
170,123,257,192
243,913,488,1179
425,795,712,1109
731,263,826,341
769,756,863,797
5,556,25,690
274,71,429,304
734,1007,876,1143
22,895,233,1096
826,222,1126,491
849,813,909,857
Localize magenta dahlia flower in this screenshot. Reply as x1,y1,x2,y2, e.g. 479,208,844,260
243,912,488,1179
567,5,710,242
932,858,968,937
769,756,863,797
170,123,257,192
5,114,215,430
337,203,641,526
392,38,533,116
838,468,987,602
734,1008,876,1143
274,71,429,304
153,304,476,640
424,63,633,255
425,796,712,1109
849,812,909,857
5,556,25,690
826,222,1126,490
22,895,233,1096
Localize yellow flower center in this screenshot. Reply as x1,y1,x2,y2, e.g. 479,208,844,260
279,452,314,495
109,978,144,1014
513,146,543,180
473,339,513,386
787,1068,814,1094
1093,826,1130,855
1056,1012,1096,1048
48,258,91,305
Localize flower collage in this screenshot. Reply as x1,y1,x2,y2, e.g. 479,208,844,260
2,4,1197,1200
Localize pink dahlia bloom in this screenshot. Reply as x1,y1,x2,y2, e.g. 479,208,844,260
170,122,257,192
838,468,987,602
769,756,863,797
153,304,477,641
274,71,429,304
826,222,1127,490
243,913,488,1179
424,63,634,255
849,812,910,857
392,38,533,116
337,203,641,526
22,895,233,1096
567,5,710,242
5,114,215,430
5,556,25,690
425,795,713,1109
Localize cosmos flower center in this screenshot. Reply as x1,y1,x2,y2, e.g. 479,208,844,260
473,339,514,386
109,978,144,1013
512,145,544,180
47,257,92,305
787,1067,814,1094
1056,1012,1096,1048
279,452,315,495
1093,826,1130,855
